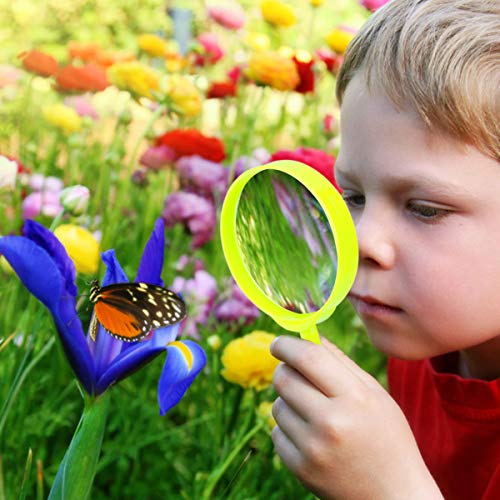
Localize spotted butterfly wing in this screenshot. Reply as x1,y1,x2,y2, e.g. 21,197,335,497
89,280,186,342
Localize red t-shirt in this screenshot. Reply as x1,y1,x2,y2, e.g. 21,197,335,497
388,354,500,500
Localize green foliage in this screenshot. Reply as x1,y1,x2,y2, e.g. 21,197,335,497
0,0,384,498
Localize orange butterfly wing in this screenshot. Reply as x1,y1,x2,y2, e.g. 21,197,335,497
93,298,143,341
90,282,186,342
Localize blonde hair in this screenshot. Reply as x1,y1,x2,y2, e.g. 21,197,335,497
336,0,500,161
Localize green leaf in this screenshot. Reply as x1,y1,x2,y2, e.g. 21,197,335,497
48,392,110,500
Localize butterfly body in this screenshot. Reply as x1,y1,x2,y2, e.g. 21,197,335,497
89,280,186,342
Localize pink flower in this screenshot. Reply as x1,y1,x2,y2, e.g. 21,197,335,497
22,191,63,219
175,254,205,273
359,0,390,12
175,155,228,197
28,174,64,193
162,191,217,248
171,269,218,338
0,64,22,88
208,5,245,30
233,147,271,177
140,145,176,170
214,279,260,326
269,147,340,190
64,95,99,120
196,33,224,65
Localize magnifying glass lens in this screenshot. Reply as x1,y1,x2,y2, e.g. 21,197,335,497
235,170,338,314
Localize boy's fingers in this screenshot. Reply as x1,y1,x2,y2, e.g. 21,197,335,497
271,424,303,474
272,397,309,443
319,336,383,390
271,335,365,398
273,363,328,421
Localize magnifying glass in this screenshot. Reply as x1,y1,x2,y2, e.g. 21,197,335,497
220,160,358,344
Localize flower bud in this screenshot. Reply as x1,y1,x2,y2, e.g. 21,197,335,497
207,334,222,351
59,185,90,215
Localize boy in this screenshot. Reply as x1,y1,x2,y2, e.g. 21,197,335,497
270,1,500,499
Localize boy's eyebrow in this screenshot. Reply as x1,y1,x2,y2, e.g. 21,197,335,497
335,169,469,197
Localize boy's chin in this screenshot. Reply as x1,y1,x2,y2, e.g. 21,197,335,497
365,328,435,361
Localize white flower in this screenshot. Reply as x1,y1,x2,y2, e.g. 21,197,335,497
0,155,18,191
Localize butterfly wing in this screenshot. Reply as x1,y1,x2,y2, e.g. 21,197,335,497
93,282,186,342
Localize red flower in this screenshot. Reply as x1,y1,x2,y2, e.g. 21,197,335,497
315,48,343,76
227,66,242,84
18,50,58,77
269,147,340,191
293,55,315,94
155,129,226,163
55,64,109,93
206,81,237,99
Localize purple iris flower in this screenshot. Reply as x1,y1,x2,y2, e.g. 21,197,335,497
0,218,206,415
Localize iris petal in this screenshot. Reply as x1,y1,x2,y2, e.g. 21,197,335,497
94,324,180,394
0,235,63,313
135,217,164,286
24,220,78,297
0,233,96,394
100,249,129,286
158,340,207,415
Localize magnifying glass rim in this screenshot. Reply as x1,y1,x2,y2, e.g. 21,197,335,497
220,159,358,333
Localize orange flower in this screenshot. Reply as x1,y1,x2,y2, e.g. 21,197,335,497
246,51,299,91
95,50,135,68
55,64,109,93
68,41,101,63
18,49,58,77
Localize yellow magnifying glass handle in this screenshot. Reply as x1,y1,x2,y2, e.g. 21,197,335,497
300,323,321,344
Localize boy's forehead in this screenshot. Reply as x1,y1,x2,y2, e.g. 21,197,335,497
336,75,499,195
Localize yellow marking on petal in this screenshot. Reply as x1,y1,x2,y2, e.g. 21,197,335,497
169,341,193,369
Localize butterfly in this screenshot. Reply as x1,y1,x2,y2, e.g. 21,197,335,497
88,280,186,342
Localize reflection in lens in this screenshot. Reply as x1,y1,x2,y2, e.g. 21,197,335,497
235,171,337,313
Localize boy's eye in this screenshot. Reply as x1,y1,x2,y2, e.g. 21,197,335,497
407,202,449,221
342,192,365,208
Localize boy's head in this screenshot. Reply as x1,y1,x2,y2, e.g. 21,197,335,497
333,0,500,378
336,0,499,161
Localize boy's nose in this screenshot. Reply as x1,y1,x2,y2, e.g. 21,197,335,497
355,207,396,270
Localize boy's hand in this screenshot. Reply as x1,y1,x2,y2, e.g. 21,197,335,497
270,336,443,500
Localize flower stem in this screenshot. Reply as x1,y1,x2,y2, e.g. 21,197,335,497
126,105,165,173
202,421,264,499
48,391,111,500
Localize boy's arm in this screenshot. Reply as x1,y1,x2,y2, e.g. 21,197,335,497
271,336,444,500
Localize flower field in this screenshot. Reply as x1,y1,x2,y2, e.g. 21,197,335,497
0,1,387,498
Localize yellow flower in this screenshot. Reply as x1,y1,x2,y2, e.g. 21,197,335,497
107,61,160,99
43,104,81,134
54,224,99,275
221,331,280,390
138,34,168,57
260,0,297,27
246,51,299,91
325,26,356,55
163,75,202,116
257,401,276,430
310,0,324,6
165,53,186,72
244,32,270,52
0,255,14,274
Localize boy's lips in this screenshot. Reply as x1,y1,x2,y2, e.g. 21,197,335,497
348,292,403,317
